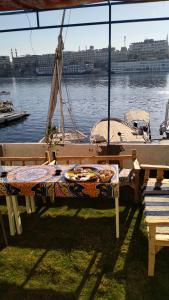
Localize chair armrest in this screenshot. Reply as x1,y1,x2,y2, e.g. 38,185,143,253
42,161,49,165
133,158,140,170
141,164,169,170
48,160,56,165
146,218,169,226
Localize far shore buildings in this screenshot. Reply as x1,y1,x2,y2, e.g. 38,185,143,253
0,38,169,76
0,56,12,77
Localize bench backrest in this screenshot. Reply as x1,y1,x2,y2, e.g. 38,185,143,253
0,152,48,166
47,149,138,170
141,164,169,184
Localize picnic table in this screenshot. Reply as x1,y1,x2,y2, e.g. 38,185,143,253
0,164,119,238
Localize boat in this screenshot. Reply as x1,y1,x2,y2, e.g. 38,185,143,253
124,109,151,141
160,100,169,138
90,110,151,143
0,91,13,113
41,10,86,144
0,91,29,125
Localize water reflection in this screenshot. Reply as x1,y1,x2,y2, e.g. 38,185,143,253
128,73,167,88
0,73,169,142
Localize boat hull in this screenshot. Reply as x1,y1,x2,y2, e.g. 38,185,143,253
90,118,149,143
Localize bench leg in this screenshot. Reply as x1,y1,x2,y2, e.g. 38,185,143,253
115,196,119,239
134,170,140,203
148,225,156,276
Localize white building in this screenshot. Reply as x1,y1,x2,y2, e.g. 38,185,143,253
128,39,169,60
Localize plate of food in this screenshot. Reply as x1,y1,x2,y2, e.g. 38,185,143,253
64,166,98,182
97,169,115,182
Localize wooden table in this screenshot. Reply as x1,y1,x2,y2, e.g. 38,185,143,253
0,164,119,238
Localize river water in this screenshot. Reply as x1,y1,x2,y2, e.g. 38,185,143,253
0,73,168,142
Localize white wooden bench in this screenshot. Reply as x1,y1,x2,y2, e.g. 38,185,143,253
141,164,169,276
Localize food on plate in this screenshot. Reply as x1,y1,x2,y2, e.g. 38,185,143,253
64,166,115,182
97,169,114,182
65,166,97,181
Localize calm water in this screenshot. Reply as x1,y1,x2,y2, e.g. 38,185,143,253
0,73,168,142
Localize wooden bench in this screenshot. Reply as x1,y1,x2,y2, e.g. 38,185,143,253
0,153,48,166
47,149,140,202
141,163,169,276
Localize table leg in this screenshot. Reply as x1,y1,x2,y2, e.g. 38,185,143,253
6,196,16,236
30,196,36,213
115,196,119,239
25,196,32,214
50,193,55,203
11,196,22,235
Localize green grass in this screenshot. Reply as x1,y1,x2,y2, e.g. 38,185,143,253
0,195,169,300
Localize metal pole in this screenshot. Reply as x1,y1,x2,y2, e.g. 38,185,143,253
107,0,111,151
1,16,169,33
36,11,40,28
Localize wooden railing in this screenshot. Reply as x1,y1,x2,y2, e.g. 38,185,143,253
0,152,49,166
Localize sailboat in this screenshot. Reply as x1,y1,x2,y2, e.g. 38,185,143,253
41,10,86,144
160,100,169,138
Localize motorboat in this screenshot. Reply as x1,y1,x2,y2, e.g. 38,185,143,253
124,109,151,141
0,91,29,125
160,100,169,138
90,110,151,143
0,91,13,113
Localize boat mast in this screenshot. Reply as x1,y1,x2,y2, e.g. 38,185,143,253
45,10,66,142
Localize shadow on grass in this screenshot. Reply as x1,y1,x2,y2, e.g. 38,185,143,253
0,282,76,300
1,195,157,300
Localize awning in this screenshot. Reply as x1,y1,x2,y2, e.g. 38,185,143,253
0,0,105,11
0,0,168,11
124,110,150,123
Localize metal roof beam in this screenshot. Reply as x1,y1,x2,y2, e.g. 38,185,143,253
0,16,169,34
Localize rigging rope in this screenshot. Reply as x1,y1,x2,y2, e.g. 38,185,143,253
63,79,79,131
59,9,80,133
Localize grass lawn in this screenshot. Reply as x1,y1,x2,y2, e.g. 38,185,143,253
0,195,169,300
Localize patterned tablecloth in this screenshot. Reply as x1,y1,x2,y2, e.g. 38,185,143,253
0,164,119,199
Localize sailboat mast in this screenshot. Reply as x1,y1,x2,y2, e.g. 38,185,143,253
57,10,66,141
45,9,66,141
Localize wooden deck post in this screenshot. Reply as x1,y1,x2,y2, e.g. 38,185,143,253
148,224,156,276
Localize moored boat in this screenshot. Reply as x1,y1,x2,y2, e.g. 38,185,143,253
0,91,13,113
160,100,169,138
90,109,151,144
0,91,29,125
124,109,151,141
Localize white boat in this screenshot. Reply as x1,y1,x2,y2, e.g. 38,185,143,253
124,109,151,141
160,100,169,138
0,91,29,125
0,91,13,113
90,110,151,144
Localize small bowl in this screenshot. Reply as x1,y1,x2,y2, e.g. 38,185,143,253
0,171,8,177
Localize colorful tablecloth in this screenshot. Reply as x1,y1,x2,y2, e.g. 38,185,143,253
0,164,119,198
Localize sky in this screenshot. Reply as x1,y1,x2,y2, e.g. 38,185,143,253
0,1,169,57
